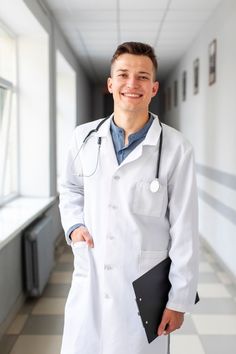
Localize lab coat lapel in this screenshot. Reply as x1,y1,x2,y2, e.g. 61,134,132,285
119,115,162,168
97,115,119,173
95,114,162,173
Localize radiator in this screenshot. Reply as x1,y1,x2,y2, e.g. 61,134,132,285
24,215,54,297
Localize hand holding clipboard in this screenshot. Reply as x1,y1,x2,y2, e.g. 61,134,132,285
132,257,199,343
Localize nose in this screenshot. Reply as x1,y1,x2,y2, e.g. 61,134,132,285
126,76,139,88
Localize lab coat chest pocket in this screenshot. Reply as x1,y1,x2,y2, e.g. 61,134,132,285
71,242,90,278
132,181,167,217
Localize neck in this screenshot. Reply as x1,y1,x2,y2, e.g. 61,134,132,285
113,109,149,137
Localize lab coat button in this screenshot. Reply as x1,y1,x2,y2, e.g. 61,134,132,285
104,293,110,299
104,264,113,270
113,175,120,180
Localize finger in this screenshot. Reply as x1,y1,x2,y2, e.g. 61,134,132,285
164,318,183,335
163,323,174,335
157,318,169,336
82,230,94,248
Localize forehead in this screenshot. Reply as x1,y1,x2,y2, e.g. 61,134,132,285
112,53,154,74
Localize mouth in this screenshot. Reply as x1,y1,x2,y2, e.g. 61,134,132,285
121,92,143,98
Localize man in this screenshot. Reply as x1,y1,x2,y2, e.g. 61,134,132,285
59,42,199,354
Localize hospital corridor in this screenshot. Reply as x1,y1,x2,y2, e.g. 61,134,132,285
0,0,236,354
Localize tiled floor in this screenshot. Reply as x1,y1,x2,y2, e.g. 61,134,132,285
0,240,236,354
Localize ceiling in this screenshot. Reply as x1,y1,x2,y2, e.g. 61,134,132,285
43,0,223,83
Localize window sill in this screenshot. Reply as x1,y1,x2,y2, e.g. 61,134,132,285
0,196,57,251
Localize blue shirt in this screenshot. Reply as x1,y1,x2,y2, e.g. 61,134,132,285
110,115,154,165
67,114,154,238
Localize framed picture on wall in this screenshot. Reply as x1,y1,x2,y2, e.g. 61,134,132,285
193,58,199,94
174,80,178,107
182,71,187,101
209,39,217,85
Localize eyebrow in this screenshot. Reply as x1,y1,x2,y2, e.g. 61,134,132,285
116,69,151,76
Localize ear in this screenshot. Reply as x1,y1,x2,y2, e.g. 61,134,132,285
107,77,113,93
152,81,159,97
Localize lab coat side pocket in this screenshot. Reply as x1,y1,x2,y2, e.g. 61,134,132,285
132,181,167,218
139,250,168,276
71,241,90,278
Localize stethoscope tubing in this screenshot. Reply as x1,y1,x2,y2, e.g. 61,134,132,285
73,115,163,184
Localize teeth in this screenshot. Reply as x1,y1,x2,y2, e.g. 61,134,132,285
123,93,141,97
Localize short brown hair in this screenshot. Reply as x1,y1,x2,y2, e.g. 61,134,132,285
111,42,158,79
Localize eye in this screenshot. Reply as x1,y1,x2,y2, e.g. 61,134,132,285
118,73,128,78
139,76,149,80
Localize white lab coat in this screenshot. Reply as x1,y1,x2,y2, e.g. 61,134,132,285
59,113,199,354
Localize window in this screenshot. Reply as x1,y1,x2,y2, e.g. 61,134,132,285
0,25,17,205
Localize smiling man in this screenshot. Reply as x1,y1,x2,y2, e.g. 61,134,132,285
59,42,199,354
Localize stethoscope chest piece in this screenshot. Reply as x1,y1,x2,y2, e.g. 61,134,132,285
150,178,160,193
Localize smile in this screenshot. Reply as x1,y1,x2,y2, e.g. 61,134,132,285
121,93,143,98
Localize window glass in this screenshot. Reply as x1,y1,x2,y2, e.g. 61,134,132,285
0,25,17,205
0,26,16,82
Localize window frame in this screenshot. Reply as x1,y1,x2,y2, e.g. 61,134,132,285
0,76,19,206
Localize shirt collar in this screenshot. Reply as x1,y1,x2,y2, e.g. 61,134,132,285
110,113,154,149
97,112,162,147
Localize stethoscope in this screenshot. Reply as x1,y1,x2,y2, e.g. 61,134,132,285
72,115,163,193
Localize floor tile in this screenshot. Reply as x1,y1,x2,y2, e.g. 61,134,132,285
226,284,236,297
9,335,62,354
18,298,38,315
22,315,64,335
199,262,215,273
192,298,236,314
198,272,220,283
58,253,73,263
192,314,236,334
32,298,66,315
53,262,73,272
200,335,236,354
7,315,28,335
63,246,73,254
49,272,72,284
198,283,231,298
43,283,71,298
204,253,217,264
170,335,205,354
0,335,18,354
216,271,233,285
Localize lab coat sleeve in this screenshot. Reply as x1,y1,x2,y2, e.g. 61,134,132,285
59,128,85,245
166,145,199,313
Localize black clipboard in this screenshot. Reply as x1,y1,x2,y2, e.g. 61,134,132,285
132,256,199,343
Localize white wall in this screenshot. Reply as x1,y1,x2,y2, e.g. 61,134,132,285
163,0,236,277
56,51,76,181
18,34,50,197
